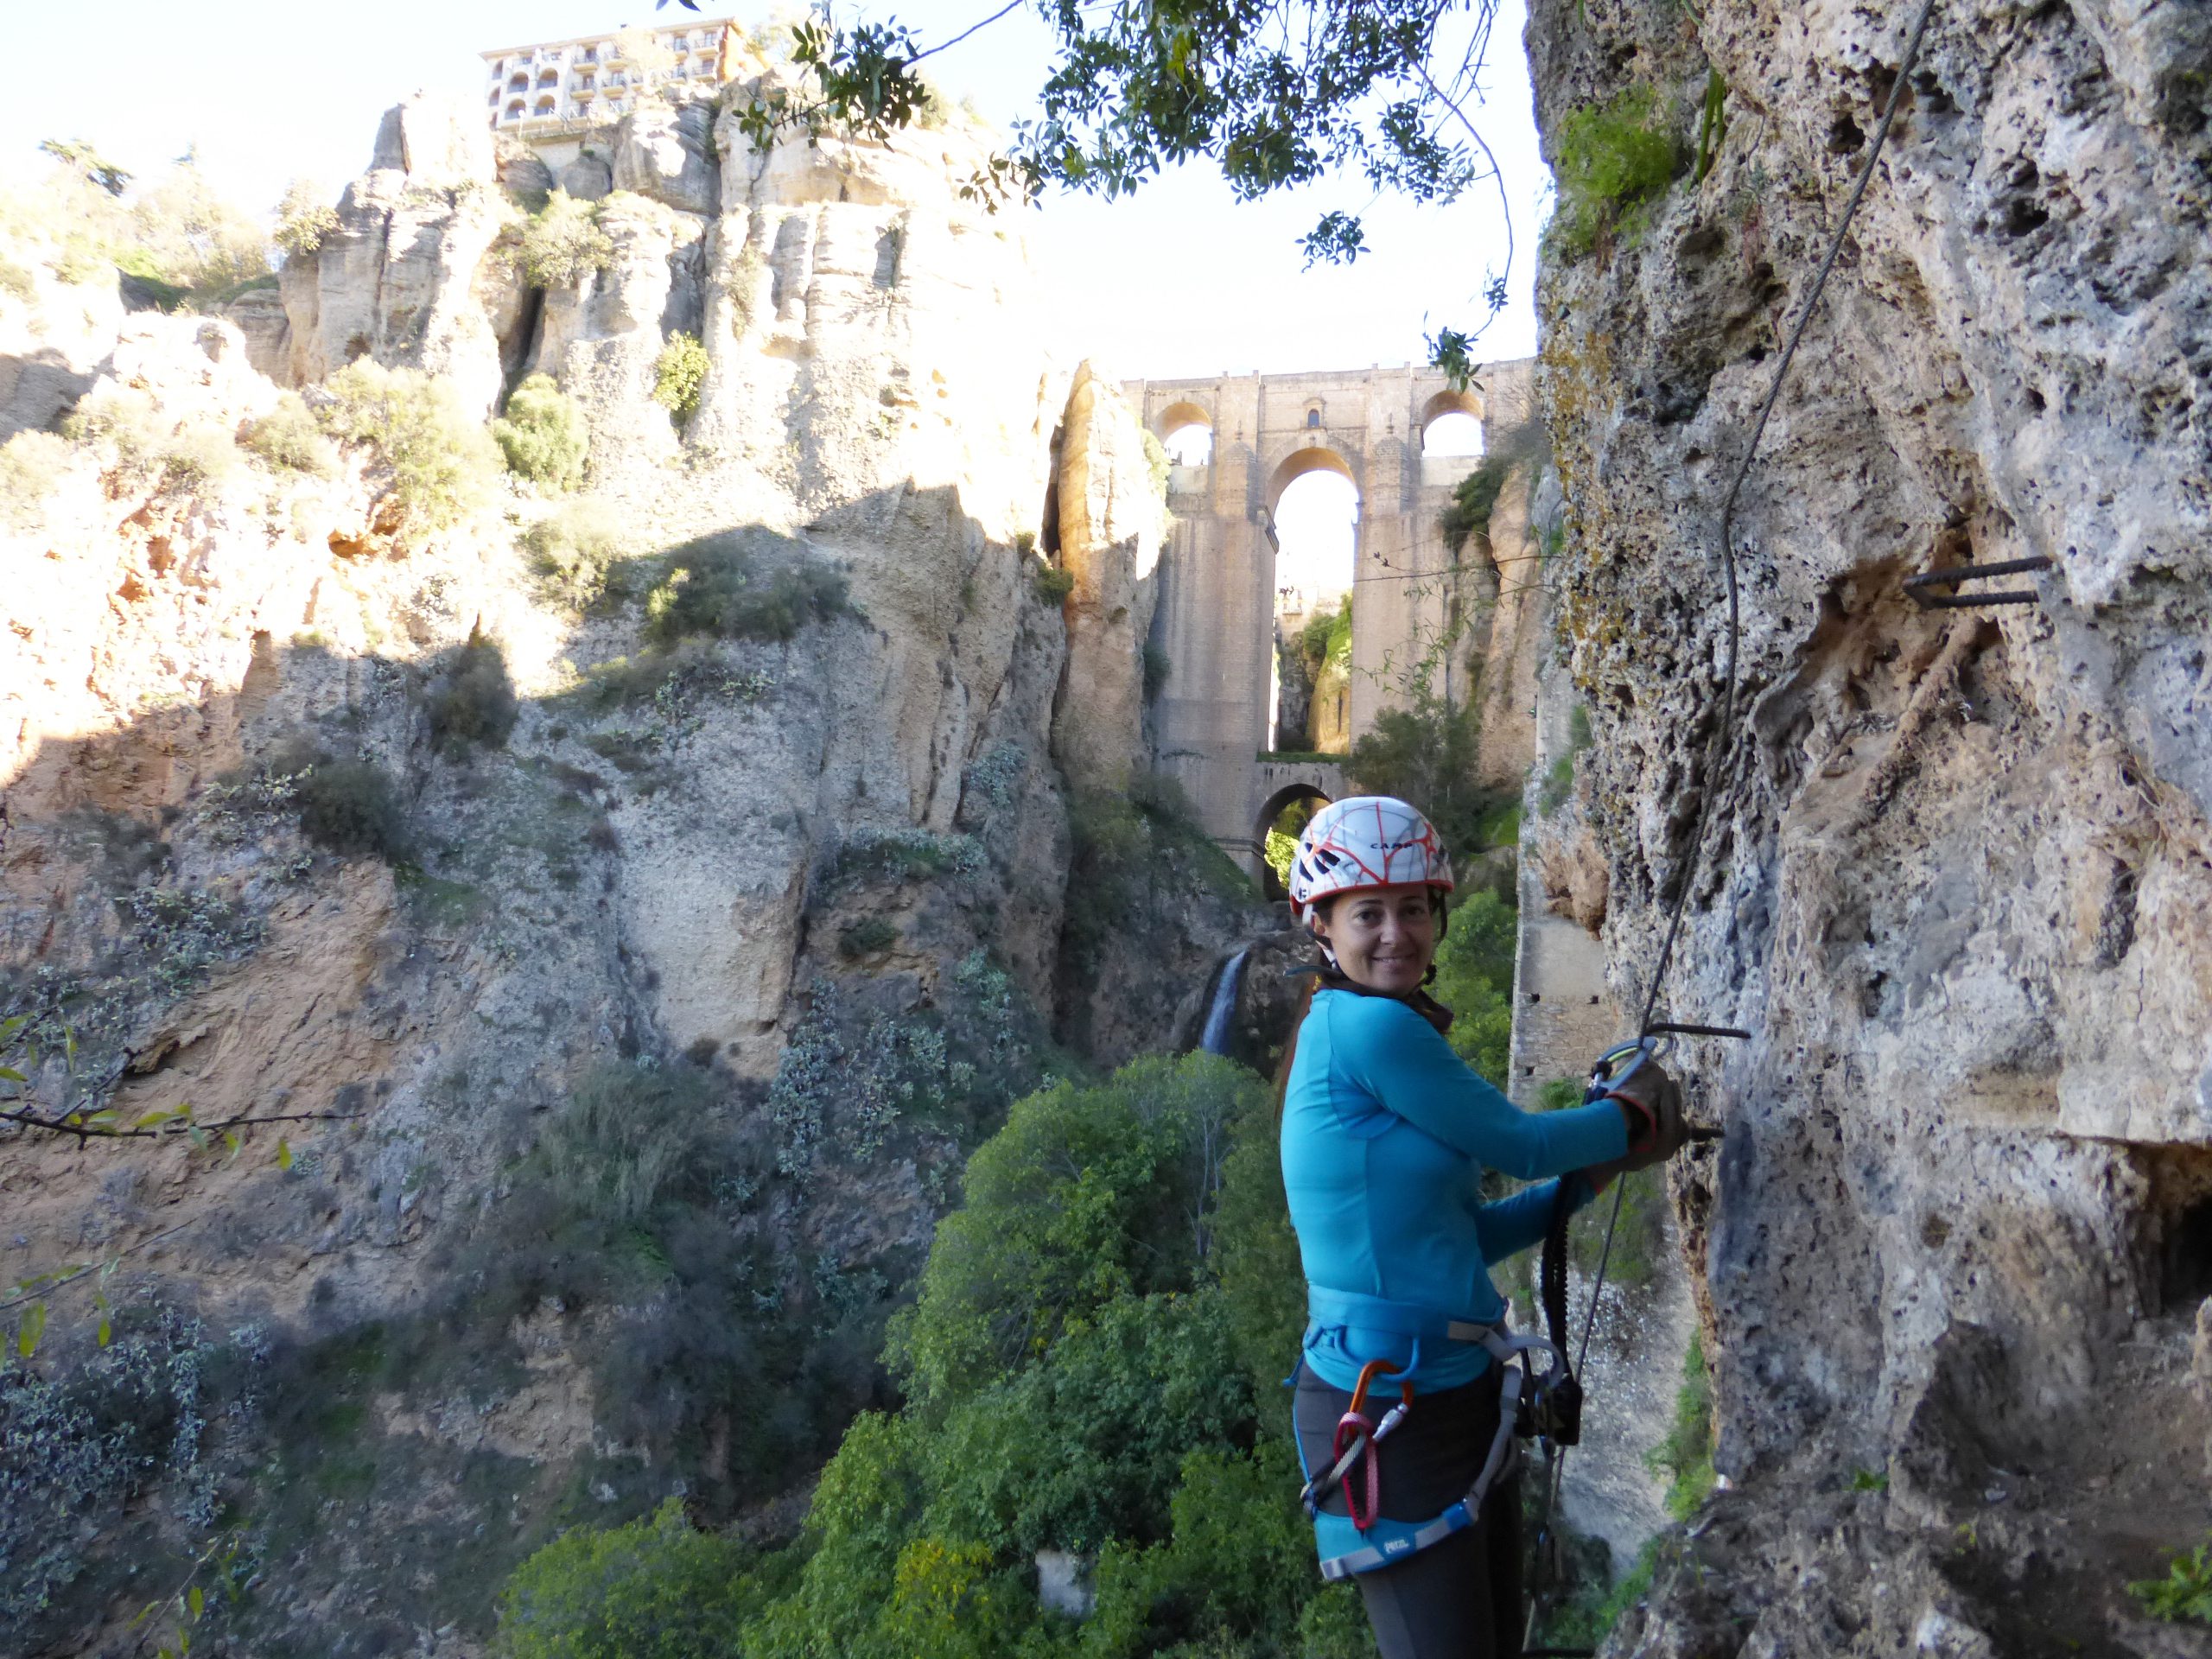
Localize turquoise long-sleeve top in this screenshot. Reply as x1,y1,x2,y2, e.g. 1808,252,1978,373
1281,986,1631,1393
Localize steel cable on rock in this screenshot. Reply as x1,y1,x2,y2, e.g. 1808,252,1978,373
1522,0,1942,1648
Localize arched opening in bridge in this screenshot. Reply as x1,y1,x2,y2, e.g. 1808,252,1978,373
1257,784,1332,901
1267,448,1357,754
1420,389,1484,458
1158,399,1212,466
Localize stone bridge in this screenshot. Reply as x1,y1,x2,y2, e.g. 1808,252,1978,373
1127,359,1536,880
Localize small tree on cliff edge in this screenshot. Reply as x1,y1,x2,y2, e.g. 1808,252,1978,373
677,0,1517,377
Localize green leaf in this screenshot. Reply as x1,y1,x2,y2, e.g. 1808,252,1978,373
0,1065,25,1083
188,1585,203,1618
17,1300,46,1357
224,1131,241,1161
187,1125,209,1151
134,1109,178,1129
276,1136,292,1171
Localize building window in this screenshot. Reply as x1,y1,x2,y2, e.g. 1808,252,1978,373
1306,409,1321,429
534,95,556,115
509,73,528,91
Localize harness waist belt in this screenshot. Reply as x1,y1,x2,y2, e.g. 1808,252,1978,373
1304,1285,1506,1347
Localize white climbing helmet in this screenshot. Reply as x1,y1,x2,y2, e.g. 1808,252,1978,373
1287,796,1454,922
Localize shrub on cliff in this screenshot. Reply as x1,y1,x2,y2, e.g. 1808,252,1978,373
423,631,519,755
651,332,709,427
1548,85,1679,261
61,387,238,490
272,178,339,261
270,747,408,861
642,530,850,646
512,188,613,289
495,1499,762,1659
244,393,337,476
524,499,626,606
491,373,590,492
317,361,501,531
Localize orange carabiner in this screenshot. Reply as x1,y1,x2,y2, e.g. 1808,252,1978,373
1346,1356,1405,1419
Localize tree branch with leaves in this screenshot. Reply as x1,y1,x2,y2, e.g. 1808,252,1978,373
672,0,1516,368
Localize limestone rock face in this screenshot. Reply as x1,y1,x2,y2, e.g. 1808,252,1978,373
611,97,719,213
493,133,555,202
1527,0,2212,1649
282,92,512,417
1050,360,1165,794
216,285,291,383
370,93,496,187
560,151,613,201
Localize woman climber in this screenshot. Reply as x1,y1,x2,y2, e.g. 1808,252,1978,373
1278,796,1689,1659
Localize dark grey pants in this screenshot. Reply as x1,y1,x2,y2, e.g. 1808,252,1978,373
1294,1363,1523,1659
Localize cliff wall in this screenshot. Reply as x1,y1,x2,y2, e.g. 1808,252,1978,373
1525,1,2211,1651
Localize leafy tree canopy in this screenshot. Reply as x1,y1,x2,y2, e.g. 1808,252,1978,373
671,0,1516,368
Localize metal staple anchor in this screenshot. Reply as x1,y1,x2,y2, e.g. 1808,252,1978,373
1904,556,2051,609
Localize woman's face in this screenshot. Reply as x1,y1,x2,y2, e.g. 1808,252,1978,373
1312,882,1437,995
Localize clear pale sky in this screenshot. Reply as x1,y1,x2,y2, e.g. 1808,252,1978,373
0,0,1553,376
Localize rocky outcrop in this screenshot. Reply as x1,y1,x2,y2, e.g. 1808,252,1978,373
280,93,512,415
1527,0,2212,1649
1050,360,1165,793
612,98,719,214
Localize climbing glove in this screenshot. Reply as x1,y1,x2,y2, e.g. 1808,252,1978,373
1604,1060,1689,1173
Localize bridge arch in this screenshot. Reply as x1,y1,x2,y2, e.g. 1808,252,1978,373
1158,398,1213,465
1255,779,1337,901
1267,444,1357,511
1420,388,1484,457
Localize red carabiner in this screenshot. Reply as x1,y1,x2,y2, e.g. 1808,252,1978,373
1335,1357,1413,1529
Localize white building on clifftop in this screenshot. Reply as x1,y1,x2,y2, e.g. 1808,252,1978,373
481,19,743,135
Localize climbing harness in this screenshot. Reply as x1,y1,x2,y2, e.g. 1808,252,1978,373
1292,1294,1573,1582
1521,2,1947,1647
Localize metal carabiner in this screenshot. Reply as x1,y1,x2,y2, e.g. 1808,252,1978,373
1582,1034,1673,1104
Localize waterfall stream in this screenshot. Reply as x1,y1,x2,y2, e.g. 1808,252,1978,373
1198,950,1250,1056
